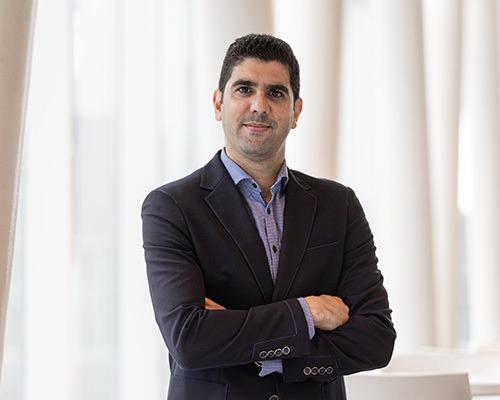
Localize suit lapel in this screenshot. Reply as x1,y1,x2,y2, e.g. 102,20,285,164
272,171,317,302
202,154,274,303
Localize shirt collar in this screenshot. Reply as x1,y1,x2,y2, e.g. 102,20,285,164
221,148,289,191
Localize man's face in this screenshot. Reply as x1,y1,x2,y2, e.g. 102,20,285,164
213,57,302,164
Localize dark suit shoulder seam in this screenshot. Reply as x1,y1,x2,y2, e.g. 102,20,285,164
151,188,192,234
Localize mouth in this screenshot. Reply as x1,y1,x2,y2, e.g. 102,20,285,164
243,122,272,133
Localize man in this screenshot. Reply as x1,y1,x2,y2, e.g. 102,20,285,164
142,33,396,400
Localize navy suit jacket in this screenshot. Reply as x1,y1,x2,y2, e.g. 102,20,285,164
142,151,396,400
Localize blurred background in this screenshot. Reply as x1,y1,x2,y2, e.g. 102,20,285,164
1,0,500,399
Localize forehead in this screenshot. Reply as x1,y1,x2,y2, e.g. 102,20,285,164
226,58,291,88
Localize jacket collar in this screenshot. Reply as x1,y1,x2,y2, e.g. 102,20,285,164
201,151,317,303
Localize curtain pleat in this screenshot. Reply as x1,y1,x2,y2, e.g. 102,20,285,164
369,0,435,351
0,0,37,380
422,0,461,348
462,0,500,348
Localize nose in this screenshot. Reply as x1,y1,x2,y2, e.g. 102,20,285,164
251,91,270,114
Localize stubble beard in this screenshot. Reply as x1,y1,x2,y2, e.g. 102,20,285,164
228,125,289,164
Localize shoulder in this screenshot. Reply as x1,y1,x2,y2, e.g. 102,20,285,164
289,169,351,199
146,151,227,199
288,169,365,217
142,151,230,214
155,167,204,198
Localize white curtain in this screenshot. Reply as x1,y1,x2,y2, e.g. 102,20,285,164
339,0,500,351
0,0,37,386
2,0,500,398
461,0,500,348
422,0,462,349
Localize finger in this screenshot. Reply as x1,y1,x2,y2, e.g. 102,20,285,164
205,297,226,310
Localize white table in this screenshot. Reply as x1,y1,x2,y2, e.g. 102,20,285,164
471,383,500,397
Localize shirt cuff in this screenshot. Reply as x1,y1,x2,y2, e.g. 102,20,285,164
297,297,315,339
258,360,283,377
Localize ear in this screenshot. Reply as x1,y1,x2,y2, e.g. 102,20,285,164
291,97,303,129
213,89,223,121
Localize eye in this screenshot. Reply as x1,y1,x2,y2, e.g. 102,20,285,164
270,90,283,98
237,87,251,94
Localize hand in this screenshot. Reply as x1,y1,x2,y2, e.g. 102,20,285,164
304,295,349,331
205,297,226,310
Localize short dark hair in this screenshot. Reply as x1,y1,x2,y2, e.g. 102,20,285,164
218,33,300,102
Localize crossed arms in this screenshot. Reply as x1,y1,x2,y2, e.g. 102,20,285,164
142,182,396,383
206,295,350,332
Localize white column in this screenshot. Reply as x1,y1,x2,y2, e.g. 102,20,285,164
191,0,274,165
117,1,169,398
273,0,342,180
0,0,37,381
462,0,500,348
421,0,462,348
371,0,435,351
21,1,74,399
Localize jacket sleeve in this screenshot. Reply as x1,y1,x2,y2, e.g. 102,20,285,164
281,187,396,383
142,188,312,370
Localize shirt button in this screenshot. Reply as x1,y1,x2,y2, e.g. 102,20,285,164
267,208,271,214
272,245,277,253
252,183,258,188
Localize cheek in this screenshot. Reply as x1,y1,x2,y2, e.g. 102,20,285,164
280,110,296,129
222,102,246,122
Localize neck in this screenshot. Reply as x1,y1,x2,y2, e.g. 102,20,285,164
226,149,284,202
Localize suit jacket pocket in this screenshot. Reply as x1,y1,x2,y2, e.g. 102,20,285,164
167,375,228,400
303,242,340,260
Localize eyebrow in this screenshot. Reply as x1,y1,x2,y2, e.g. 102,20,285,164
231,79,256,88
231,79,290,96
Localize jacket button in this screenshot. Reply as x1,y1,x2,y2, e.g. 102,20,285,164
259,351,267,359
269,396,279,400
267,350,274,358
274,348,282,357
303,367,312,375
326,366,334,374
319,367,326,375
311,367,319,375
282,346,290,355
